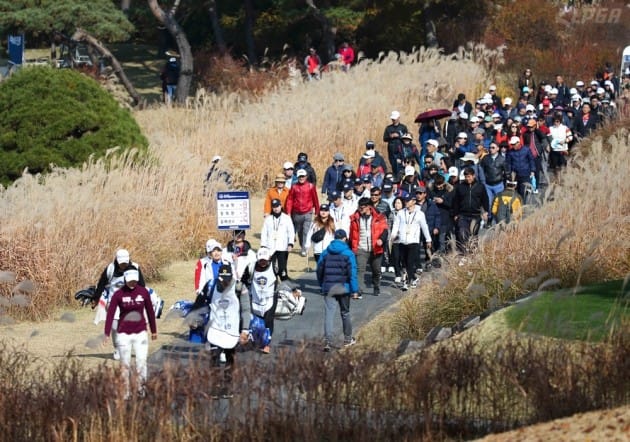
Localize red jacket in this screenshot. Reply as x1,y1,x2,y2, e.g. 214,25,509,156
349,206,388,255
286,181,319,215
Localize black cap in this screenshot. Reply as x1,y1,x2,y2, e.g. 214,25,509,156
342,182,353,191
319,204,330,211
334,229,347,239
297,152,308,162
365,140,375,149
383,182,393,192
271,199,282,208
328,190,340,201
218,264,233,280
354,177,362,185
362,175,371,183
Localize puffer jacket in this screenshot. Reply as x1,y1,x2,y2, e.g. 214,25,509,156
506,145,535,178
348,206,389,255
316,239,359,295
286,181,319,215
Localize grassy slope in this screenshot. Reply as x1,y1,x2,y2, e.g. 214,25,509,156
504,280,629,341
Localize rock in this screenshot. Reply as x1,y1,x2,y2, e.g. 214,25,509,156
396,339,427,356
435,327,452,341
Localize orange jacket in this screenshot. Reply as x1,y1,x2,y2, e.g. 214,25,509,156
264,186,290,215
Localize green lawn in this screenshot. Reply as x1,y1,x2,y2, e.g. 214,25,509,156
504,280,629,342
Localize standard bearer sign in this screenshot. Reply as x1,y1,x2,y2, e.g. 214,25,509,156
216,191,250,230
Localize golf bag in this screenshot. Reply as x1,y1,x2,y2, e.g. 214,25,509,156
274,283,307,320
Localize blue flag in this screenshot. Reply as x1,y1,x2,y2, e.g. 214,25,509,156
8,34,24,65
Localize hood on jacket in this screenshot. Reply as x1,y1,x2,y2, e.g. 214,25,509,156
326,239,349,254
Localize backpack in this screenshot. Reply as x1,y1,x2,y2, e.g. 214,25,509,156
496,192,517,224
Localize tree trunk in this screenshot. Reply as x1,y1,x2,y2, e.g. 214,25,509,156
423,2,439,48
243,0,257,66
305,0,336,63
208,0,227,55
71,28,142,106
147,0,192,104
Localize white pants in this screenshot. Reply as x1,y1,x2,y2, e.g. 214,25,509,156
116,330,149,394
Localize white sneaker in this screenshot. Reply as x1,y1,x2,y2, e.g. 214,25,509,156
113,348,120,360
343,337,357,347
394,276,402,284
401,283,408,291
388,266,395,273
410,278,419,288
380,266,386,273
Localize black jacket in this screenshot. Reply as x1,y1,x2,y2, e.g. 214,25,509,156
479,154,507,185
453,180,489,217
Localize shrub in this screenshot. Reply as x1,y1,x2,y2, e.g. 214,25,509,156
0,67,148,186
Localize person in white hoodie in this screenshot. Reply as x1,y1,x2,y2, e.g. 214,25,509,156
260,198,295,281
390,193,432,290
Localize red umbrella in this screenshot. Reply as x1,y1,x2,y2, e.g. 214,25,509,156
414,108,453,123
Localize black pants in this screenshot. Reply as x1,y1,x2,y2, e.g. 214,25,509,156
262,293,279,338
456,215,480,253
400,243,420,282
272,251,289,281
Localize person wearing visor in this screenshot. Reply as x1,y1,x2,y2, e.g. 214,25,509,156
103,268,157,399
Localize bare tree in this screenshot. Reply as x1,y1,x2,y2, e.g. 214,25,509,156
243,0,257,66
208,0,227,55
305,0,336,63
147,0,193,103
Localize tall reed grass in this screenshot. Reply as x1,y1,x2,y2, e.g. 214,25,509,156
0,47,487,320
0,329,627,441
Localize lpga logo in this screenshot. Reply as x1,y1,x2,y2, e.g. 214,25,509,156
556,5,625,27
8,35,23,45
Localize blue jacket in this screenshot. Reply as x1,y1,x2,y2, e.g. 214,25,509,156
316,239,358,295
322,164,344,195
506,146,535,178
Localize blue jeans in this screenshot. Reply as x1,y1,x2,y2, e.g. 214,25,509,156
324,294,352,344
484,182,504,223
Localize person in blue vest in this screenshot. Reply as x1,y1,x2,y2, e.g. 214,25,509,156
316,229,358,352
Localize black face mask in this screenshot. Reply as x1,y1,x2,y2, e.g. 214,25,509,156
272,210,282,218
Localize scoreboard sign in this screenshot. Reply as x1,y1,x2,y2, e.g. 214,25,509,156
216,191,251,230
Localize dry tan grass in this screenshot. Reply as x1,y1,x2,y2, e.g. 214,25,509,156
0,47,486,319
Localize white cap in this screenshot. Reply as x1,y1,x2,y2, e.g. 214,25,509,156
590,80,599,86
456,132,468,139
550,88,559,95
476,111,485,118
526,104,535,112
283,161,294,169
596,87,605,95
503,97,513,105
571,94,582,102
491,112,501,118
576,80,585,87
544,85,552,92
426,139,438,147
404,165,415,176
362,150,375,159
569,88,577,95
206,239,222,253
296,169,307,177
469,116,480,123
448,166,459,177
116,249,130,264
489,85,496,91
509,136,520,145
459,111,468,119
124,269,139,282
390,110,400,120
256,247,271,261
